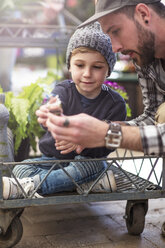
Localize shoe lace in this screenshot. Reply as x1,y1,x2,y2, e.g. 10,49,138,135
19,179,43,199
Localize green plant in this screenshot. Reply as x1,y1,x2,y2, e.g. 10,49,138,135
0,74,54,155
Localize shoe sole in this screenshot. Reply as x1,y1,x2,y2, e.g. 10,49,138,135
2,177,10,199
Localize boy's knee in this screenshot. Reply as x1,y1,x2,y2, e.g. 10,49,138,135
155,102,165,124
12,164,22,178
12,163,31,178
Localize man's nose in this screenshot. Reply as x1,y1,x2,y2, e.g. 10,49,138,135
112,40,123,53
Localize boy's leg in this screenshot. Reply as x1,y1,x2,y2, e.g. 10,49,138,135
4,155,107,197
12,157,48,179
39,155,106,195
3,156,62,199
12,156,63,178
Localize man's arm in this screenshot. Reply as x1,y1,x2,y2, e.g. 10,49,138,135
46,113,143,152
120,125,143,152
46,112,165,156
126,63,165,126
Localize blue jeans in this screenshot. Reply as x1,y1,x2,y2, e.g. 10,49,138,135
12,155,107,195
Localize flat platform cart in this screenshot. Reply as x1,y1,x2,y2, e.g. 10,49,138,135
0,4,165,247
0,154,164,247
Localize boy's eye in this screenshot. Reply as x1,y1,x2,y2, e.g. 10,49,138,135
93,66,102,69
76,64,84,67
75,64,103,69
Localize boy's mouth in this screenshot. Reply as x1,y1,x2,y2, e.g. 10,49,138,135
81,81,93,84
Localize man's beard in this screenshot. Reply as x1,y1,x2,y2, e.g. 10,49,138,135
135,20,155,67
122,21,155,67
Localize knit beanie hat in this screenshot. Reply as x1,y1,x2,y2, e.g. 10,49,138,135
66,22,116,76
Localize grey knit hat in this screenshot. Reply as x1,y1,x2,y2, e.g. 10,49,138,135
66,22,116,76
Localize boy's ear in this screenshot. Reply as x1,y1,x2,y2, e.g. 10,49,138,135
67,69,72,79
135,3,151,24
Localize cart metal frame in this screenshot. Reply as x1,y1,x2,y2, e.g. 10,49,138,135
0,9,164,246
0,154,164,247
0,155,165,207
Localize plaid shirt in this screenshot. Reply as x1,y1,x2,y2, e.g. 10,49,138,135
126,59,165,156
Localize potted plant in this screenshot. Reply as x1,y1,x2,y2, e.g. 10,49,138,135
0,73,54,161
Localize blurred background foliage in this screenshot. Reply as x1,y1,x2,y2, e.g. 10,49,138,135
0,0,95,22
66,0,94,22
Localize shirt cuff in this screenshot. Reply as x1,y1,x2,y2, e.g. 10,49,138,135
139,125,163,156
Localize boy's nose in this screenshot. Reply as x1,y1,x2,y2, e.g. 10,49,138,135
83,68,91,77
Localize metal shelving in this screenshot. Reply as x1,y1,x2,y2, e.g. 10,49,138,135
0,23,75,48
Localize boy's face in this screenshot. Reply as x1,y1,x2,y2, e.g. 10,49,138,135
69,51,109,99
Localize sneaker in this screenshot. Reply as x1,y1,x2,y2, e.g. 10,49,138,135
3,177,43,199
77,170,117,194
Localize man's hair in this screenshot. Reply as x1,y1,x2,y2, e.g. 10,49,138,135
116,2,165,19
149,2,165,18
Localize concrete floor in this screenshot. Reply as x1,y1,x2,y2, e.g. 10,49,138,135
14,198,165,248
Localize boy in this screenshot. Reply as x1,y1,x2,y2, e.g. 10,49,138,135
3,22,126,199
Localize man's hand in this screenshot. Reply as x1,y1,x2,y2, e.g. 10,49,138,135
46,113,109,149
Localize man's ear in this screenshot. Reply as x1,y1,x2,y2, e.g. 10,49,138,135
135,3,151,25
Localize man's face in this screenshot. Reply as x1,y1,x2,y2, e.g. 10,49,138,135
100,12,155,67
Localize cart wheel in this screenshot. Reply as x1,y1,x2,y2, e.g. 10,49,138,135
125,202,145,235
0,216,23,248
161,222,165,237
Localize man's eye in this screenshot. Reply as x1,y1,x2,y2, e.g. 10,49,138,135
112,29,119,35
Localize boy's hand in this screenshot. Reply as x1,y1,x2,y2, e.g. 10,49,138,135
36,104,49,127
46,95,63,116
36,95,63,127
55,140,78,154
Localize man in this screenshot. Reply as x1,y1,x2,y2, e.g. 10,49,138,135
46,0,165,156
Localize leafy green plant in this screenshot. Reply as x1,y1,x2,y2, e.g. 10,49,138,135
1,74,54,155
